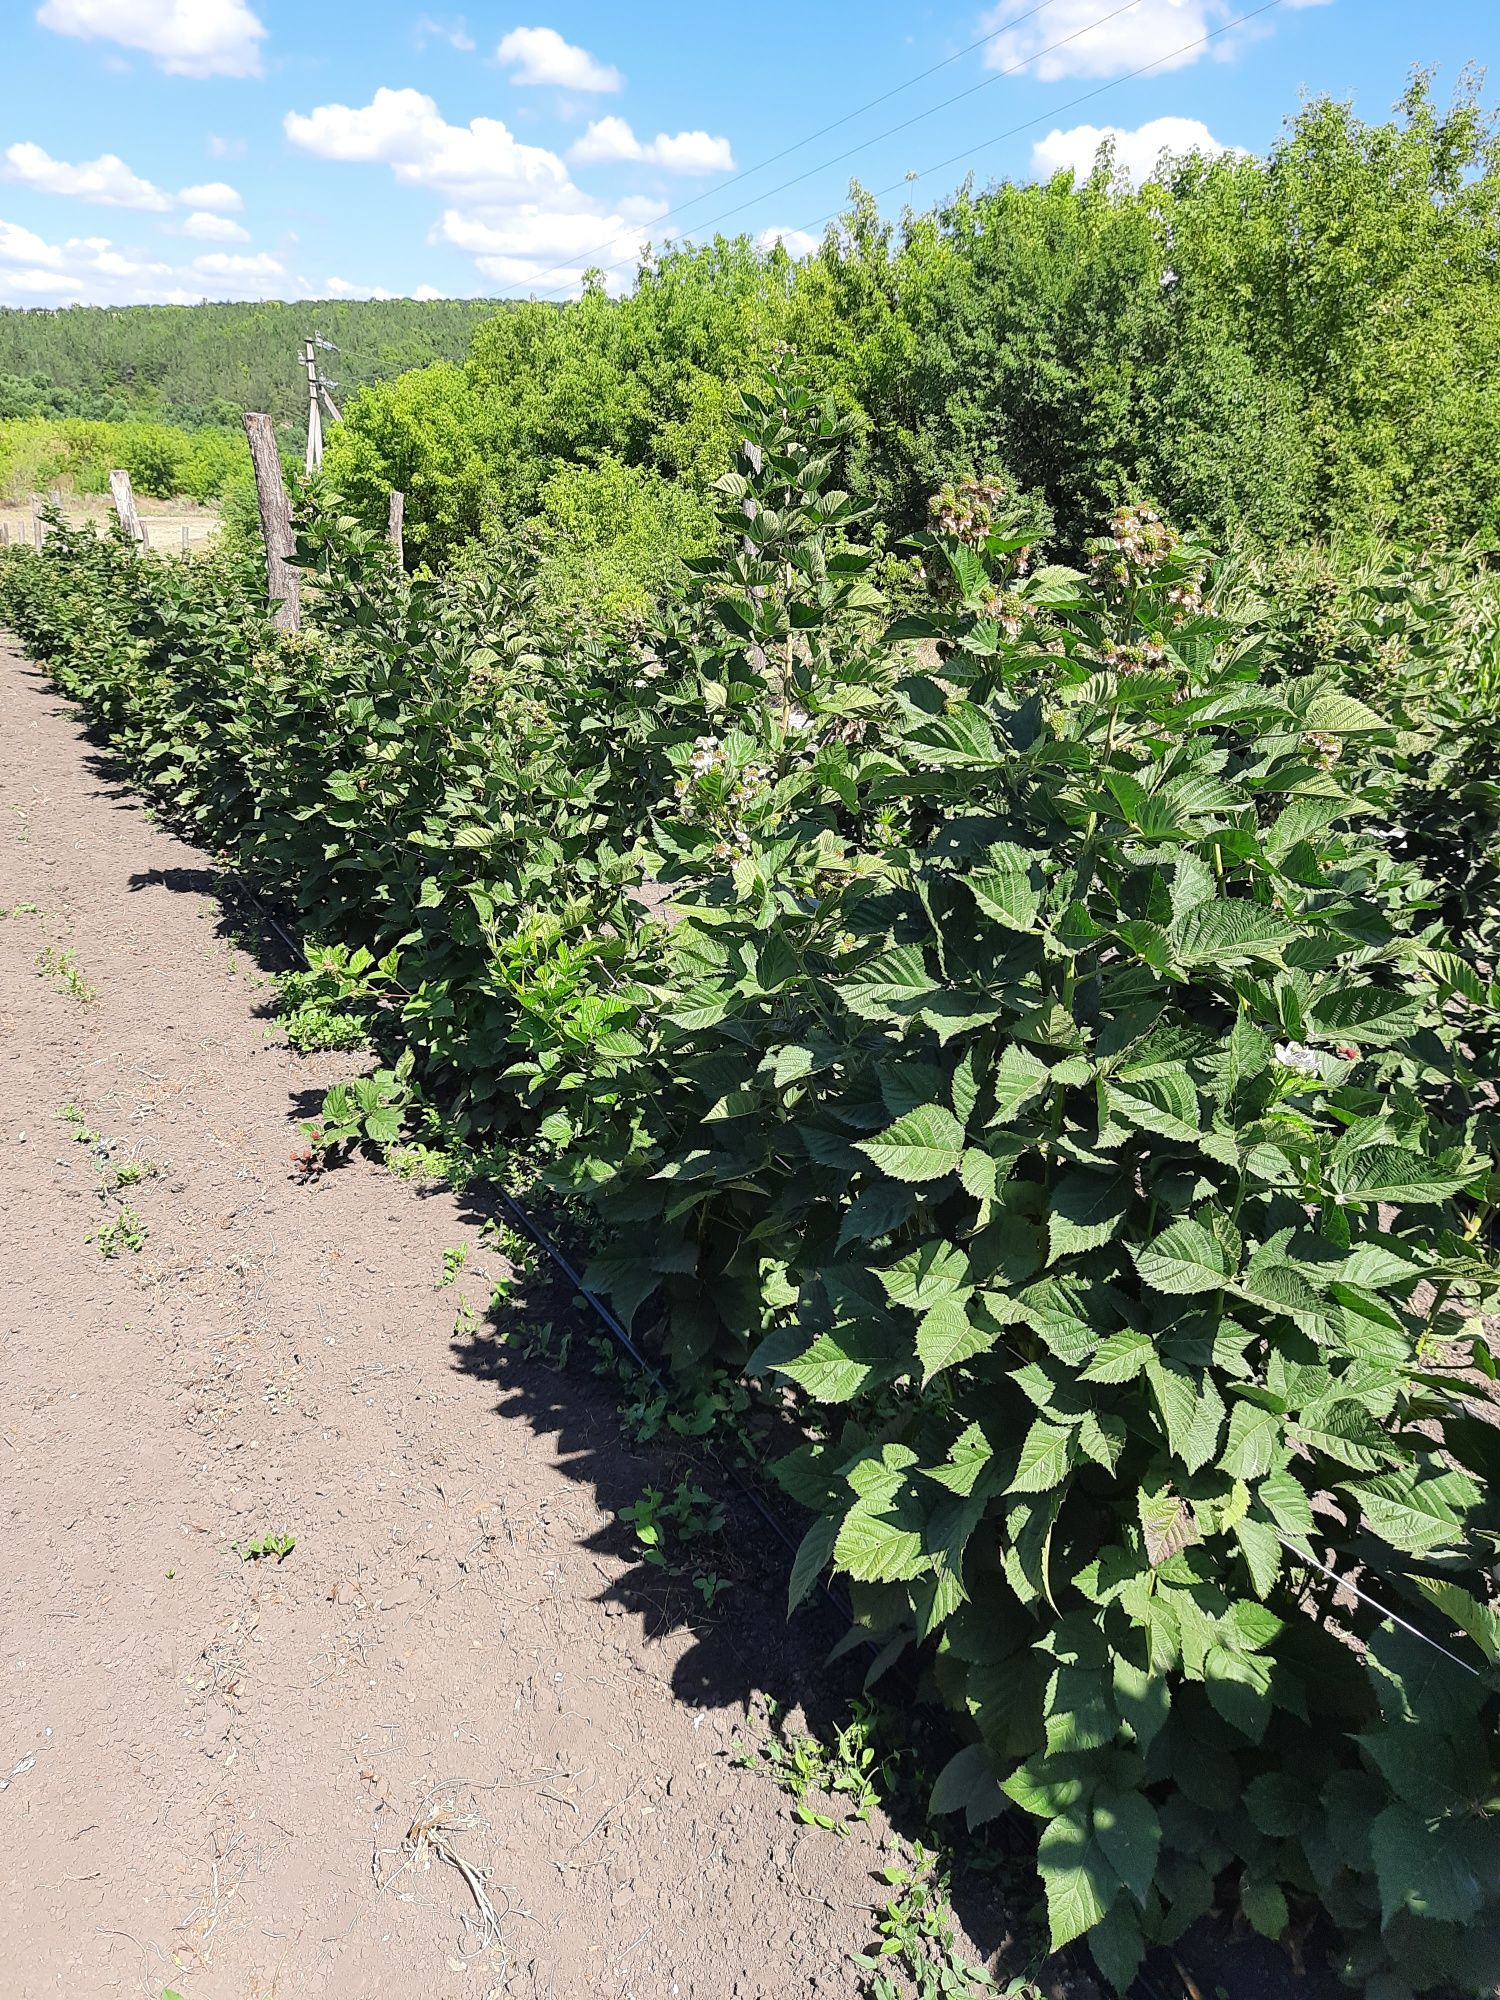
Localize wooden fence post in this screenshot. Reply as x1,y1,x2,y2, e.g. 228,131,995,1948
387,489,404,568
30,494,44,548
181,524,191,557
108,469,145,548
242,412,301,632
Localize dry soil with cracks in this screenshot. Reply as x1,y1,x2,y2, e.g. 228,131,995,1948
0,641,972,2000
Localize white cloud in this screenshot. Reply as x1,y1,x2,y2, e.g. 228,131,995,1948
495,25,621,92
35,0,268,79
177,179,242,211
285,82,690,293
207,134,247,160
1031,115,1240,185
321,274,395,298
285,86,572,203
3,141,172,210
435,202,652,291
411,281,447,299
415,13,475,51
980,0,1332,81
570,117,733,175
192,249,283,277
0,212,292,304
180,209,250,240
755,225,819,259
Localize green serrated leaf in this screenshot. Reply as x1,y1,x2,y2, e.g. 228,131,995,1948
857,1103,966,1182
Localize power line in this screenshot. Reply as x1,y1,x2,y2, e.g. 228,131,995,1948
602,1,1066,228
511,0,1067,299
522,0,1155,302
537,0,1285,302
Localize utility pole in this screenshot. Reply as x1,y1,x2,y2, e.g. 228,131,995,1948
302,336,323,473
303,331,342,472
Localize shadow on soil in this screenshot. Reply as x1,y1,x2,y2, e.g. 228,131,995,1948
67,671,1341,2000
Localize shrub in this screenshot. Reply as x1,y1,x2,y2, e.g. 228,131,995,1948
3,364,1498,2000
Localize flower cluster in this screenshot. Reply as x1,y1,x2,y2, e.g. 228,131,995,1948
979,589,1028,641
1301,729,1342,769
1165,577,1205,618
672,735,772,831
1089,503,1182,588
1100,635,1168,672
929,475,1009,547
1274,1040,1322,1077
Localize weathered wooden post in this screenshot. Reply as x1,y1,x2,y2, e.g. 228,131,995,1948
181,523,191,557
242,412,301,632
387,489,404,568
108,469,146,548
30,494,45,548
1,523,9,547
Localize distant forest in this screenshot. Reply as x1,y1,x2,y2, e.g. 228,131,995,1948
0,298,503,430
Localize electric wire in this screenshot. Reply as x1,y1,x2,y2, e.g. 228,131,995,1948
519,0,1146,299
522,0,1066,285
532,0,1285,302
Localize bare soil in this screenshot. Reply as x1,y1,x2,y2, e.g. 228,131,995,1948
0,496,219,554
0,642,977,1999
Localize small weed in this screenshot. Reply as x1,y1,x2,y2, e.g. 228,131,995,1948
438,1244,468,1287
453,1293,479,1338
505,1315,569,1366
272,941,398,1054
278,997,368,1054
59,1103,102,1148
109,1158,157,1189
619,1480,731,1608
734,1697,891,1834
385,1139,457,1181
91,1203,146,1258
856,1844,1010,1999
1,901,41,918
237,1532,295,1563
36,945,96,1004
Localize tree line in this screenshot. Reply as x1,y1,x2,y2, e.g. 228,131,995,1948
315,76,1500,613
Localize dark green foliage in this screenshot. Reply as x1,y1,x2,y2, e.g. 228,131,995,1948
316,78,1500,605
4,356,1499,2000
0,296,499,430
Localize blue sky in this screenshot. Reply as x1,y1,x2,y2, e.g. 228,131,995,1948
0,0,1494,307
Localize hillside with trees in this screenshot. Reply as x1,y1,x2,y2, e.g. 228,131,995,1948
0,295,501,431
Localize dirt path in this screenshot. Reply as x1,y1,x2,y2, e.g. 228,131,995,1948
0,643,919,2000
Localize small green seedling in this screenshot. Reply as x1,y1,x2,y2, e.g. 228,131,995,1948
734,1697,890,1835
237,1532,295,1563
618,1481,731,1608
59,1103,102,1147
439,1244,468,1286
273,941,399,1054
36,945,96,1004
310,1049,417,1154
91,1204,146,1258
855,1844,1008,1999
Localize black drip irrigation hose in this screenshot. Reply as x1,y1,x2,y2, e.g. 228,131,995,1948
229,862,1179,2000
